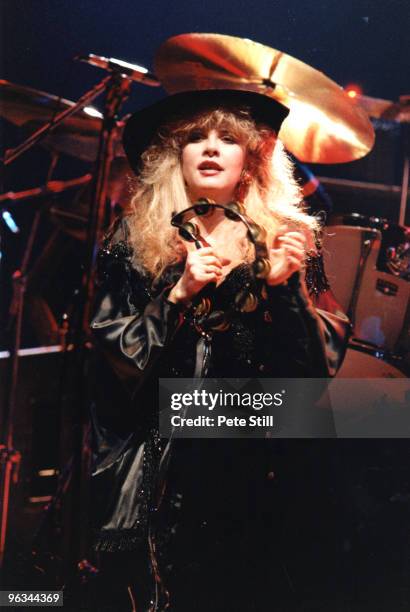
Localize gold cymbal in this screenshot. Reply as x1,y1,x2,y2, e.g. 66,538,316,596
154,33,375,163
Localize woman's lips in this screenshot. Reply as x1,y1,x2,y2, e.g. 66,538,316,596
198,161,223,176
199,168,222,176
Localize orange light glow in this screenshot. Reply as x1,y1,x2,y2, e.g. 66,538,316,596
345,84,363,99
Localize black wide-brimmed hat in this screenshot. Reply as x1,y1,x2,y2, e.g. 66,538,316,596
122,89,289,174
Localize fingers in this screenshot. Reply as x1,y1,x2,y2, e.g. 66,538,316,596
187,247,230,270
276,231,306,250
269,247,304,272
196,255,224,267
218,256,232,266
175,245,231,302
191,264,223,279
275,232,306,266
187,255,223,276
186,248,225,285
279,244,305,263
267,231,306,286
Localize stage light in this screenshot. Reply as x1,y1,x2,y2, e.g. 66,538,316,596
345,84,363,99
83,106,103,118
2,210,20,233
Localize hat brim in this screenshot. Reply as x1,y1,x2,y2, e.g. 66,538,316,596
122,89,289,174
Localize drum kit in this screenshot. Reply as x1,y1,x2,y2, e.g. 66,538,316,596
0,32,409,575
323,212,410,378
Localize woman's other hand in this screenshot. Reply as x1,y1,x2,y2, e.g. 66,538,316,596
168,247,229,305
266,230,307,286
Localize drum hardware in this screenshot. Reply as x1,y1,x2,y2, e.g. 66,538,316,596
0,57,159,571
316,176,410,199
354,269,409,355
375,278,398,297
0,56,159,162
323,222,410,364
322,225,380,321
292,159,333,216
75,53,159,87
0,79,102,126
347,229,380,327
355,93,410,124
0,198,45,566
338,212,389,230
399,131,409,226
386,242,410,279
337,341,407,378
329,343,408,438
381,223,410,281
0,175,92,204
0,346,79,578
328,213,410,282
345,338,407,372
0,81,133,162
50,208,88,224
0,80,105,163
154,33,375,164
48,158,132,242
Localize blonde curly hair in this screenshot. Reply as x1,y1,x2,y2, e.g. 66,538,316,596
125,107,317,277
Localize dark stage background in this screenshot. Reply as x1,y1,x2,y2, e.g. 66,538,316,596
1,1,410,609
2,0,409,188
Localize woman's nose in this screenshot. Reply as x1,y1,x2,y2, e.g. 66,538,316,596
202,133,220,155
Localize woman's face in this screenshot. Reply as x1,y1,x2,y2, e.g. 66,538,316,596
182,129,246,204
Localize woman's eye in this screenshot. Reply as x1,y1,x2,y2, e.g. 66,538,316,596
221,134,238,144
187,131,204,143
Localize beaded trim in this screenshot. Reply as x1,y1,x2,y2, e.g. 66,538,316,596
305,250,330,296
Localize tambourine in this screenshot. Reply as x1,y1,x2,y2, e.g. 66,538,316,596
171,198,271,333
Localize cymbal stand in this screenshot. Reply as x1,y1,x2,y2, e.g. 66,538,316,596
0,71,131,573
1,145,63,568
398,124,409,226
64,71,133,578
0,195,45,568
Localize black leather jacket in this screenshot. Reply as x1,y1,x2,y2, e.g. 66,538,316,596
89,217,350,553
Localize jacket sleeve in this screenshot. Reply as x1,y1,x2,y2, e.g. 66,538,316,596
90,218,185,396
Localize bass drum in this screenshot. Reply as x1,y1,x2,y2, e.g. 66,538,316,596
336,345,407,379
329,345,408,437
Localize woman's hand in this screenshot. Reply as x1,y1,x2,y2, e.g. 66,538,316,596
168,246,229,305
266,231,306,286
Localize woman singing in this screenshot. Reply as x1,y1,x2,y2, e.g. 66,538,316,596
89,89,350,611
